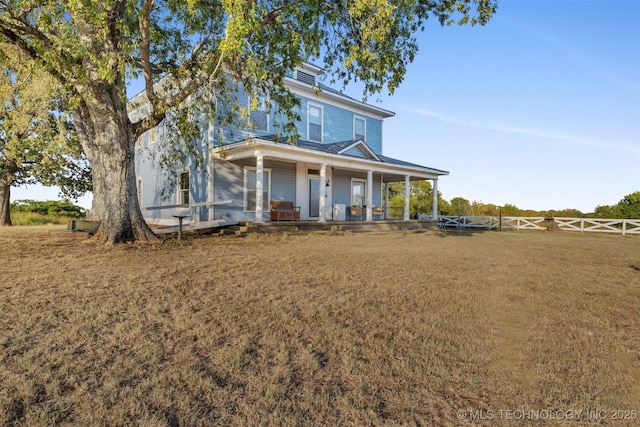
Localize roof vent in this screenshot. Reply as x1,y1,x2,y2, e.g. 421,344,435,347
296,70,316,86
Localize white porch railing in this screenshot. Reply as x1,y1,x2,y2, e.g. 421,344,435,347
438,216,640,236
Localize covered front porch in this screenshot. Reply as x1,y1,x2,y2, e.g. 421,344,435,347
212,137,449,224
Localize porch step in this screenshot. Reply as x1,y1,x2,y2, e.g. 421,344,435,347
234,220,437,235
217,222,260,237
217,228,239,236
212,220,436,237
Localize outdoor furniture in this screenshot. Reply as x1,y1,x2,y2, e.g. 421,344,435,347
270,200,300,221
372,206,384,220
349,206,363,220
172,215,189,240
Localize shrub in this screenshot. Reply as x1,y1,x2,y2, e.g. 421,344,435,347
10,199,86,218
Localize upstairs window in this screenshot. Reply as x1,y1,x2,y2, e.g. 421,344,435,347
178,171,190,205
149,127,157,144
354,117,366,141
249,94,268,132
308,104,322,142
137,126,158,148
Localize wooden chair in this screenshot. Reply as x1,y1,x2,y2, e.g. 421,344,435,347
372,206,384,220
349,206,363,220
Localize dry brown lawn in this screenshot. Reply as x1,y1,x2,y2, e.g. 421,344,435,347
1,227,639,426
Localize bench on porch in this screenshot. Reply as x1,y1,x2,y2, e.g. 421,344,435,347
270,200,301,221
349,206,385,220
372,206,385,220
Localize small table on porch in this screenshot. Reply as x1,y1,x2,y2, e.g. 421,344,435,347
172,215,189,240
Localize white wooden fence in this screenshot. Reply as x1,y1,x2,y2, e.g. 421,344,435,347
437,216,640,236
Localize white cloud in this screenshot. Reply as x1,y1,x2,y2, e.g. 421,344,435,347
409,108,640,157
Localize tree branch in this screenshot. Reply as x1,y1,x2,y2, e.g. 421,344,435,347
0,11,83,100
139,0,156,107
259,1,289,27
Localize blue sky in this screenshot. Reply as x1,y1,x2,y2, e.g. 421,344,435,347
14,0,639,213
376,0,640,212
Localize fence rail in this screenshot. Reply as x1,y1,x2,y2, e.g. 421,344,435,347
438,216,640,236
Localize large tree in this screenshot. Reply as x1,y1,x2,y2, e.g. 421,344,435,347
0,0,497,244
591,191,640,219
0,44,90,226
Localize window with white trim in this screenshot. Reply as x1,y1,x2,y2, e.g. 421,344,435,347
249,94,269,132
136,177,143,208
178,171,190,205
244,167,271,211
308,104,322,142
354,116,366,141
149,127,157,144
351,179,366,207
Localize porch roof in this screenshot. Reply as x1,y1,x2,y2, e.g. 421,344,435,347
213,136,449,181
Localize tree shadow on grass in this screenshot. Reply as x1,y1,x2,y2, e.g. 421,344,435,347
433,228,495,238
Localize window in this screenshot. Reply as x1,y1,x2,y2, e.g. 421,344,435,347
149,127,157,144
136,178,143,208
249,94,268,132
244,168,271,211
308,104,322,142
354,117,366,141
352,179,366,207
178,171,190,205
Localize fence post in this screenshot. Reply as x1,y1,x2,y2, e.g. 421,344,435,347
622,220,626,236
580,219,584,233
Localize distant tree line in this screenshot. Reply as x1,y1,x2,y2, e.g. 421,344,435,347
387,182,640,220
9,187,639,224
10,199,86,218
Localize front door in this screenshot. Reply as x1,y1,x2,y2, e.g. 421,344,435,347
308,177,320,218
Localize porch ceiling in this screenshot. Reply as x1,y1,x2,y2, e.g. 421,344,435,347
213,138,449,181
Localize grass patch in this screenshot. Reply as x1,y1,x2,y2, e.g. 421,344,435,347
8,212,74,226
1,230,638,425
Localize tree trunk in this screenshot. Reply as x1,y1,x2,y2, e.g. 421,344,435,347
0,179,11,226
75,85,158,245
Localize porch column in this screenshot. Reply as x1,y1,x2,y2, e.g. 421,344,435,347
207,148,215,222
404,175,411,221
366,170,373,221
255,151,264,224
207,122,215,222
318,163,327,222
384,182,389,219
432,178,438,220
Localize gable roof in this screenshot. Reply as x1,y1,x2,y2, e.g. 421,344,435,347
296,139,380,161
